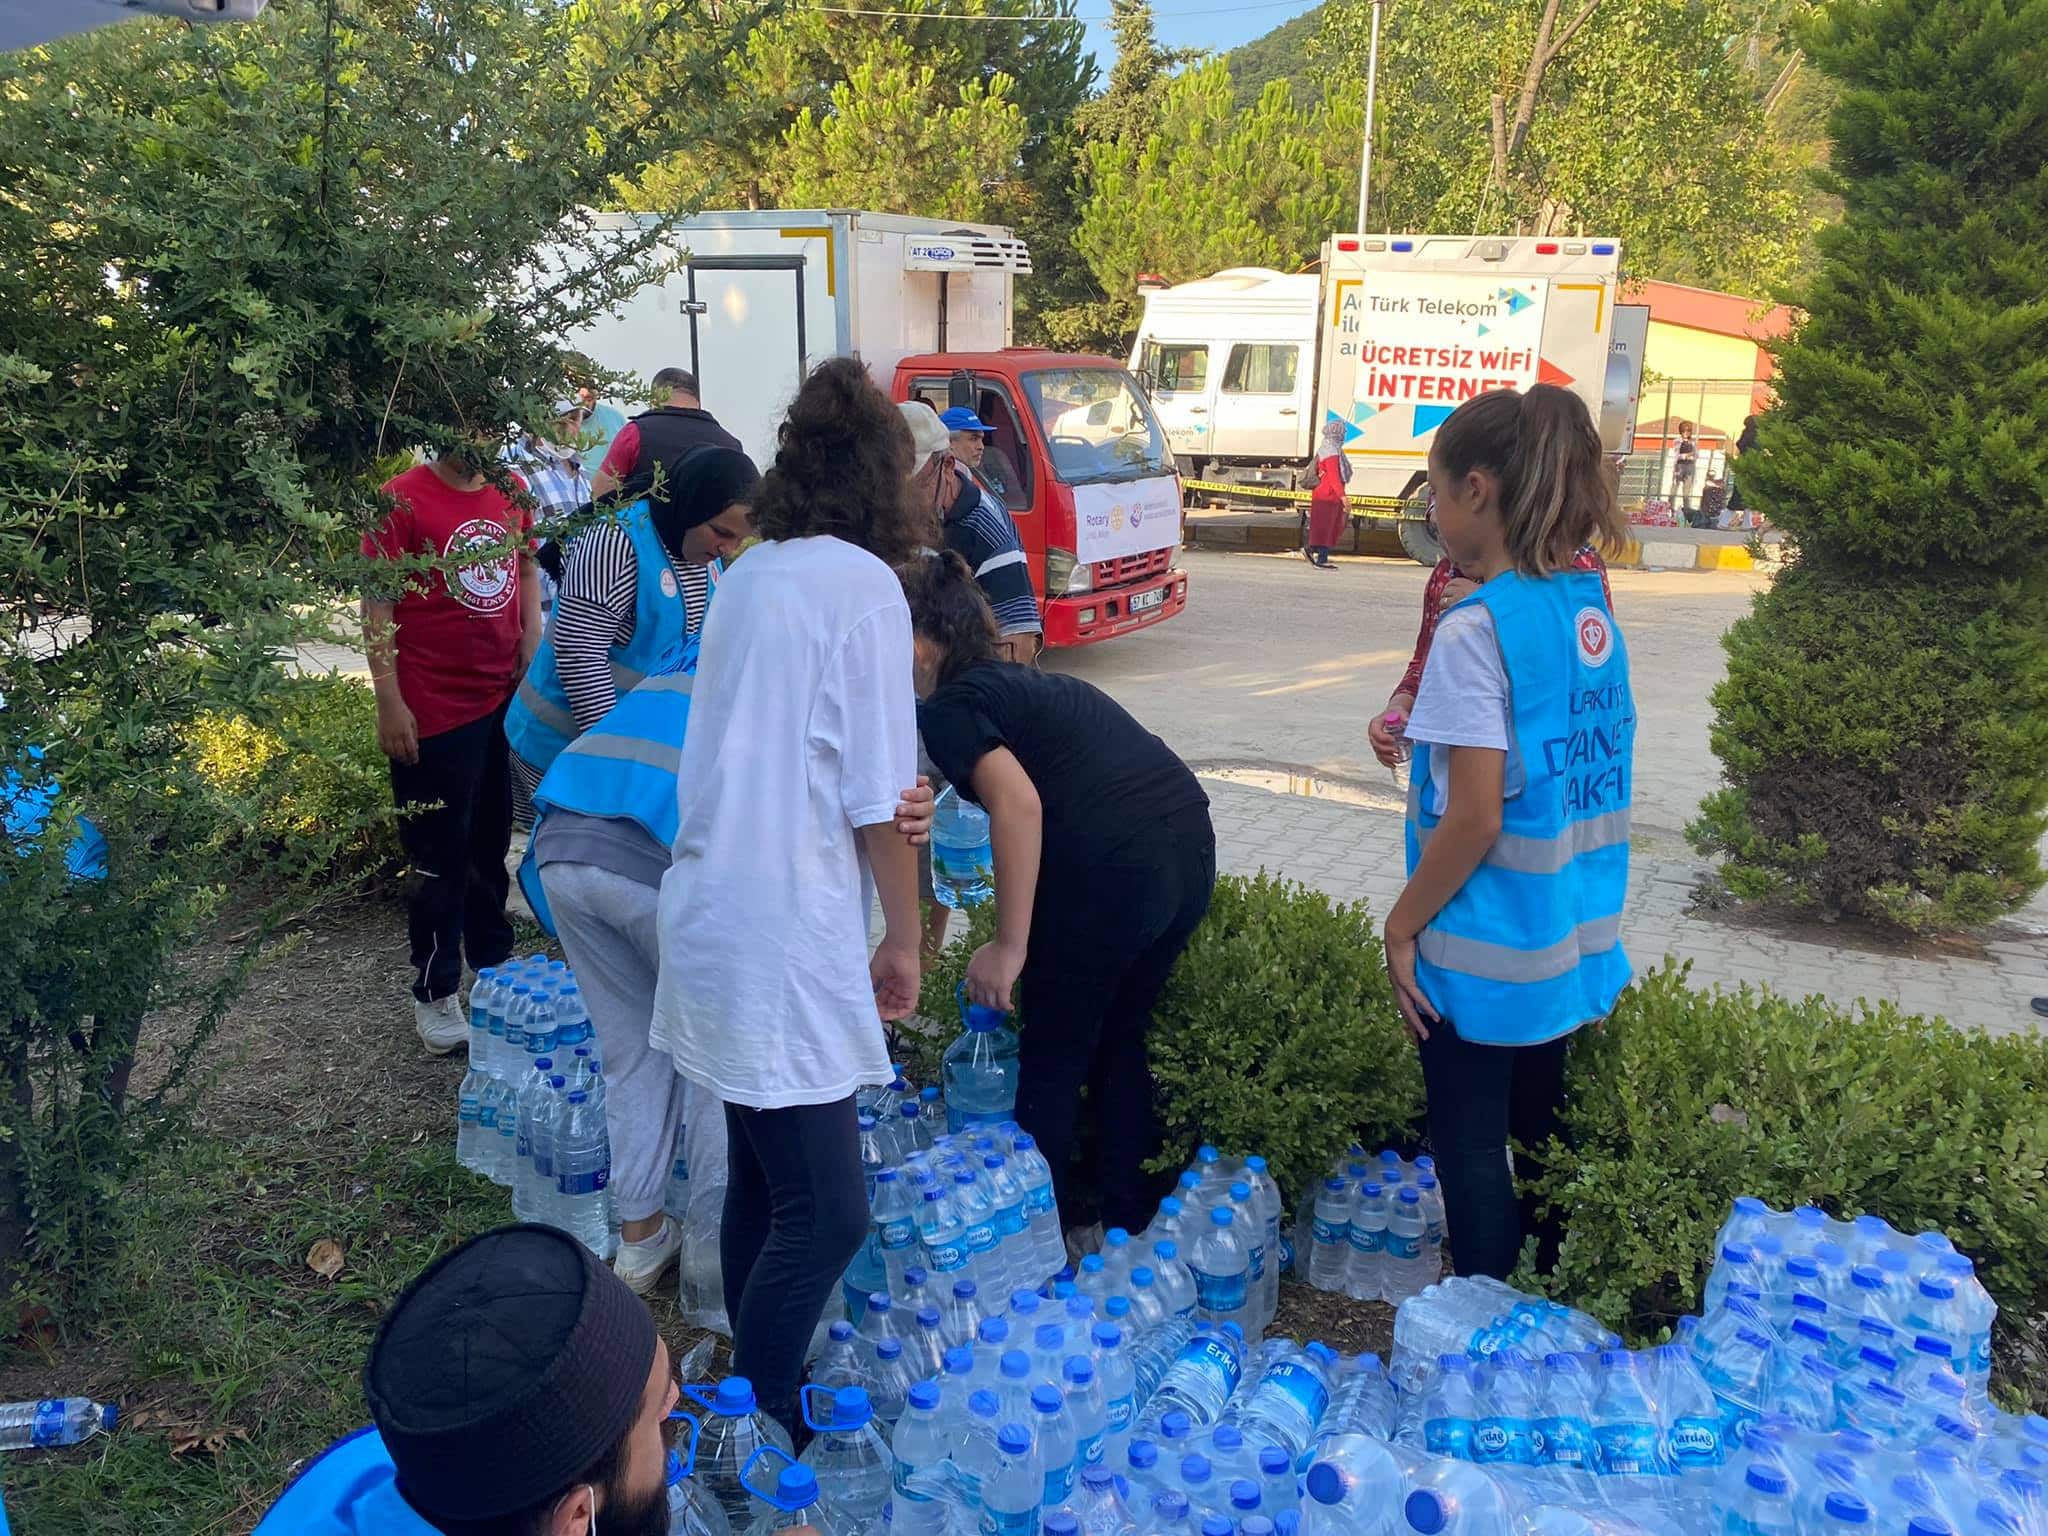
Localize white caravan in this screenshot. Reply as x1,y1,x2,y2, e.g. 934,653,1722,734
562,209,1031,470
1132,235,1624,503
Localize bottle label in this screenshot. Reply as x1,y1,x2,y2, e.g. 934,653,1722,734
1593,1421,1669,1477
1043,1463,1076,1505
1347,1223,1385,1255
673,1154,690,1182
965,1222,997,1252
478,1104,499,1130
1383,1231,1420,1261
1279,1235,1295,1274
1246,1242,1266,1281
1971,1330,1993,1376
1423,1417,1472,1460
1077,1431,1105,1466
1472,1417,1538,1466
980,1506,1038,1536
1192,1266,1247,1315
1024,1181,1056,1217
1665,1415,1724,1469
994,1203,1028,1238
880,1219,917,1252
1539,1416,1596,1471
1259,1362,1330,1425
30,1401,66,1449
1173,1337,1244,1400
926,1240,968,1273
516,1126,533,1159
458,1101,480,1126
560,1165,610,1196
1311,1218,1346,1246
1107,1394,1135,1433
936,840,993,886
895,1461,933,1501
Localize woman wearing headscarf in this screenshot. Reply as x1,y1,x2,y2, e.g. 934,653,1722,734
1305,416,1352,569
507,445,759,806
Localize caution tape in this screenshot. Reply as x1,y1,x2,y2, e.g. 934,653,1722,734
1181,478,1429,521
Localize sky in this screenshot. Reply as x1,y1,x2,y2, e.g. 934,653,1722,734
1079,0,1320,76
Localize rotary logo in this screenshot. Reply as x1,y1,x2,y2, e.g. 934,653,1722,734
445,518,517,614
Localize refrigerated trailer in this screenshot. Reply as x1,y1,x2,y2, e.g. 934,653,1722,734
558,209,1187,647
1133,235,1625,505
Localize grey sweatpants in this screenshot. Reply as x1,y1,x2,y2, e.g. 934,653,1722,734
537,860,686,1223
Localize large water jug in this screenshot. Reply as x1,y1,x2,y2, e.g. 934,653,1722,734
1300,1434,1406,1536
739,1450,852,1536
799,1385,895,1528
665,1413,737,1536
685,1377,797,1528
931,786,994,910
943,988,1020,1133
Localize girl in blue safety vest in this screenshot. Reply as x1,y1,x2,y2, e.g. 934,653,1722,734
1383,383,1636,1283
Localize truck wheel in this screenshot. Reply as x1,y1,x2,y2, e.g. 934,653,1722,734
1399,517,1446,566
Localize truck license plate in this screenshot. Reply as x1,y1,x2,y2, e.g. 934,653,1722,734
1130,587,1166,614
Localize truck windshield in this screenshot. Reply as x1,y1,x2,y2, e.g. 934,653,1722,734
1023,368,1171,486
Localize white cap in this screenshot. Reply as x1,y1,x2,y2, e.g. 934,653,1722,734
897,400,951,466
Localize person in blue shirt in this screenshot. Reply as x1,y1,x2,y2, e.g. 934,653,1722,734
1383,383,1636,1282
255,1224,678,1536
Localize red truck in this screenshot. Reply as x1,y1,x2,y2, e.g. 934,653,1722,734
894,351,1190,648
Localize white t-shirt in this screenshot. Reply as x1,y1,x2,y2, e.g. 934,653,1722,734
651,535,916,1109
1406,603,1525,817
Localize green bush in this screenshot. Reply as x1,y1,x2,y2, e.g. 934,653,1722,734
904,876,1423,1205
1691,564,2048,929
1537,963,2048,1404
185,674,399,882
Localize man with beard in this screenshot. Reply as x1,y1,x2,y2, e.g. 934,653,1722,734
255,1225,677,1536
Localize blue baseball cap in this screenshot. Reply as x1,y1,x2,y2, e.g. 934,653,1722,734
940,405,993,436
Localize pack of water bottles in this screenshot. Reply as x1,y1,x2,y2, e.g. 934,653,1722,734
1389,1278,1619,1394
455,955,617,1260
1298,1146,1448,1311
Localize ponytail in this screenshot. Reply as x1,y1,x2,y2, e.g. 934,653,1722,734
1430,384,1625,575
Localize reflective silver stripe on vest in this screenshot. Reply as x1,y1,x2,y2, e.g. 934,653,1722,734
635,673,694,697
1413,806,1632,875
516,676,577,739
565,734,683,775
1419,912,1624,985
610,659,647,692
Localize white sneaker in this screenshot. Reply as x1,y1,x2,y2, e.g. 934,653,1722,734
613,1217,684,1296
413,994,467,1055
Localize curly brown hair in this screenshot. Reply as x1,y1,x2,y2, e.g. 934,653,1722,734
750,357,934,562
897,549,999,688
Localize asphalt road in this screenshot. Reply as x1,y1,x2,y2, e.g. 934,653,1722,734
1045,549,1771,842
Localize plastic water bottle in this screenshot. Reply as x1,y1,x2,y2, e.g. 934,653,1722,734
944,996,1021,1133
1094,1323,1139,1468
811,1320,865,1394
1653,1344,1726,1475
1065,1355,1109,1470
476,1072,518,1184
686,1378,798,1529
1008,1133,1065,1280
954,1169,1010,1296
932,786,994,909
917,1186,973,1296
555,1088,615,1259
0,1396,118,1449
1590,1351,1669,1484
893,1381,948,1504
1532,1353,1600,1487
1401,1457,1519,1535
871,1170,921,1296
741,1455,850,1536
1190,1209,1251,1332
510,1055,557,1223
868,1338,913,1425
1345,1184,1388,1303
457,1023,490,1170
666,1444,734,1536
1143,1488,1194,1536
1419,1356,1481,1460
1306,1180,1352,1291
1240,1158,1284,1321
1300,1435,1405,1536
1036,1384,1081,1506
1138,1325,1246,1434
1073,1463,1135,1536
1381,1189,1430,1306
1234,1342,1337,1457
1716,1461,1795,1534
799,1386,894,1528
985,1156,1035,1285
978,1421,1044,1536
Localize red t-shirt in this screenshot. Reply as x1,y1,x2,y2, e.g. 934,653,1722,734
597,421,640,484
362,464,531,739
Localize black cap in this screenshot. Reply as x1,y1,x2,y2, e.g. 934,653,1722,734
364,1225,658,1522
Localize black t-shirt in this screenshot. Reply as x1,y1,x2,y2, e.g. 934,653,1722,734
917,662,1209,871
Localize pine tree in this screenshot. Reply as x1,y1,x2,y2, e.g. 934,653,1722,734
1690,0,2048,928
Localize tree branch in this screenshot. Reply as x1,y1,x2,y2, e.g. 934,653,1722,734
1762,49,1804,117
1548,0,1604,63
1490,91,1509,191
1505,0,1566,164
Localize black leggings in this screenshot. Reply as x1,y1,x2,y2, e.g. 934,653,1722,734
1016,806,1217,1234
1415,1023,1574,1281
721,1096,870,1438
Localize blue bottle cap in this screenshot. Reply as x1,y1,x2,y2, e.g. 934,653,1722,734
901,1102,921,1119
877,1339,902,1360
829,1320,854,1341
1080,1255,1104,1273
1304,1463,1347,1507
1092,1322,1122,1349
1014,1133,1036,1150
1064,1355,1093,1384
964,1004,1009,1033
1161,1410,1191,1440
1787,1255,1820,1278
1130,1266,1154,1288
1081,1464,1115,1491
1154,1242,1178,1261
921,1086,941,1103
1230,1182,1251,1200
1211,1207,1234,1226
1323,1177,1347,1192
1044,1516,1080,1536
876,1169,899,1184
1405,1491,1450,1534
953,1278,978,1300
918,1306,943,1329
1031,1384,1063,1413
1399,1187,1421,1205
1197,1145,1220,1164
1105,1297,1131,1319
1231,1479,1261,1510
1180,1454,1211,1484
1905,1521,1955,1536
1152,1491,1187,1518
1246,1155,1268,1172
997,1423,1033,1455
533,1057,553,1071
1746,1464,1790,1495
1259,1445,1291,1475
868,1293,892,1315
1920,1274,1957,1299
1128,1440,1158,1470
712,1377,756,1415
830,1386,874,1428
984,1155,1006,1170
777,1465,820,1506
1212,1426,1242,1451
1199,1519,1231,1536
1000,1349,1031,1379
666,1449,686,1487
1733,1194,1767,1215
968,1389,1000,1418
943,1346,973,1376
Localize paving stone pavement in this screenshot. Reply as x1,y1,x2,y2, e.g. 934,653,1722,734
1198,776,2048,1038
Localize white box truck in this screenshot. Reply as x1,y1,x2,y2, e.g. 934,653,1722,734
1132,234,1624,518
563,208,1032,470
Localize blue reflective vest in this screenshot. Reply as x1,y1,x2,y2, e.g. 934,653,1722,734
253,1426,442,1536
1404,568,1634,1043
505,499,711,778
517,634,698,936
4,746,107,881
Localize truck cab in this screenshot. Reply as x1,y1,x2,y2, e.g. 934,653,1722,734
893,351,1189,648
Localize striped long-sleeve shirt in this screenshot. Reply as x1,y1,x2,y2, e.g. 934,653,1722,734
943,469,1041,639
552,522,710,731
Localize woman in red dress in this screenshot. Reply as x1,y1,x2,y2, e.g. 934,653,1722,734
1305,417,1351,569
